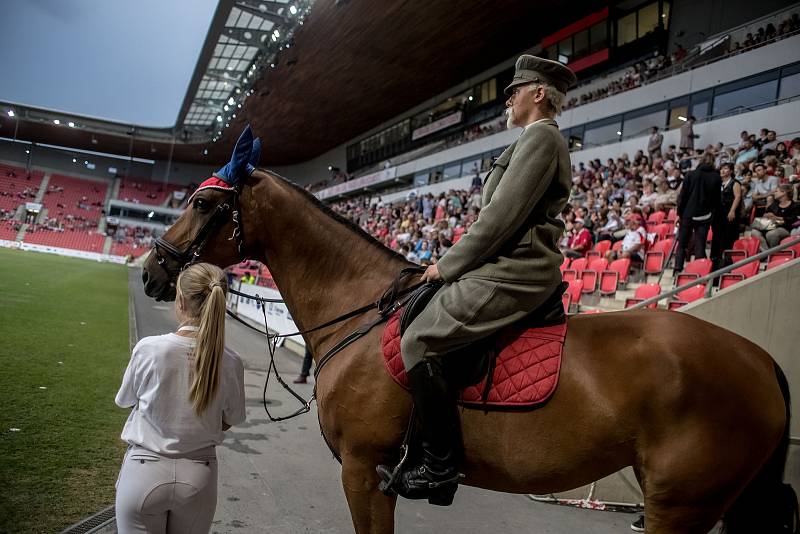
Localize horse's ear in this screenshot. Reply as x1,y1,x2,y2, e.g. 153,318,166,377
246,137,262,175
214,125,258,185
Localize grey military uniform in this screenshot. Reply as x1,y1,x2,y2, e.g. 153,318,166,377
401,119,571,370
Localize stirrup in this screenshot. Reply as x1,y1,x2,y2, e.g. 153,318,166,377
376,443,410,496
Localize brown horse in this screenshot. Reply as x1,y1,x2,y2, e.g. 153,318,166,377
142,169,793,534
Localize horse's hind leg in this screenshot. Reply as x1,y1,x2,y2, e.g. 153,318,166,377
642,500,723,534
341,454,397,534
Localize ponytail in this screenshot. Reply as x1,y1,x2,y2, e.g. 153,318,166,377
177,263,228,415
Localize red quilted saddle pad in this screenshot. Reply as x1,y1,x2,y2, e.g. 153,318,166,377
381,311,566,410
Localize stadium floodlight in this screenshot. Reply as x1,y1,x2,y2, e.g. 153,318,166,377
678,116,688,121
232,114,236,119
227,97,235,105
224,105,229,111
616,130,622,136
53,119,60,125
273,29,280,38
271,34,277,42
68,122,75,128
7,110,14,117
290,5,297,15
147,211,154,218
217,115,223,122
72,158,77,163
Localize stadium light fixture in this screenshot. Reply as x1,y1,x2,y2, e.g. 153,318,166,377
7,110,14,117
224,105,229,111
678,116,688,121
290,5,297,14
273,29,280,38
227,97,235,105
575,142,583,148
72,158,77,163
217,116,223,122
25,149,30,154
68,122,75,128
616,130,622,136
54,119,61,125
147,211,155,218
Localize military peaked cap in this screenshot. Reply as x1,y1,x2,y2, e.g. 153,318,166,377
504,55,578,95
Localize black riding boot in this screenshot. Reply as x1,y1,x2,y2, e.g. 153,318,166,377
377,358,462,506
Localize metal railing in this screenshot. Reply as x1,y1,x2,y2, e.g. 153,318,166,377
628,236,800,310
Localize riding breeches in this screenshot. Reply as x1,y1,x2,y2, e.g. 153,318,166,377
400,276,554,371
115,445,218,534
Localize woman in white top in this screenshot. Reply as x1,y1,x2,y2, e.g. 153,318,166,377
115,263,246,534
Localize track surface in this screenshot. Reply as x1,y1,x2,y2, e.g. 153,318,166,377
129,268,634,533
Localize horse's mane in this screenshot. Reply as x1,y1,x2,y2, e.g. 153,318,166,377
261,169,408,263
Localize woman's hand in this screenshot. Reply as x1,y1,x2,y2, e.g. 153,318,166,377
727,210,736,222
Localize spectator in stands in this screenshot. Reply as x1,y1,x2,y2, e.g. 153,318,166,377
654,178,678,212
607,214,646,262
710,162,743,269
761,130,779,156
679,116,699,152
735,140,759,167
751,162,779,213
674,152,721,272
647,127,663,161
562,218,592,258
115,263,245,534
750,184,798,249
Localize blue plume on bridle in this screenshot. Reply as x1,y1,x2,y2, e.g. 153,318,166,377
213,125,262,185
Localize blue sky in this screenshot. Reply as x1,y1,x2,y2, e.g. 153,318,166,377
0,0,218,128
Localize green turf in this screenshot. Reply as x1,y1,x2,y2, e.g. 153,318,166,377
0,248,130,533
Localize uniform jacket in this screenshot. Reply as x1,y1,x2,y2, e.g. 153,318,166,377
436,119,570,287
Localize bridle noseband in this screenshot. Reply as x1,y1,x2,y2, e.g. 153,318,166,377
152,187,245,278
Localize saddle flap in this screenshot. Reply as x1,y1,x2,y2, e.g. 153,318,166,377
399,282,443,337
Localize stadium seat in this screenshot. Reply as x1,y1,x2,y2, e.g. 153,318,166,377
559,256,571,273
665,208,677,223
724,237,759,264
586,239,612,260
766,256,793,270
562,257,588,282
646,211,665,230
644,238,674,275
612,240,624,252
624,283,661,309
719,260,760,290
562,292,571,313
566,280,584,312
768,250,795,263
580,309,603,314
650,223,671,242
779,236,800,258
580,258,608,293
599,258,631,297
669,284,707,309
675,258,713,287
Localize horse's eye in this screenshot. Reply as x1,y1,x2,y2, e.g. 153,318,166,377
194,198,209,211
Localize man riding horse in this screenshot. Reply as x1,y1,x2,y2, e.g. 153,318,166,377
377,55,578,505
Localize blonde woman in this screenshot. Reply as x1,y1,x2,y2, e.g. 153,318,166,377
115,263,246,533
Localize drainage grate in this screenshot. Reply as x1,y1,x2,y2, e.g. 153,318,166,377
60,505,116,534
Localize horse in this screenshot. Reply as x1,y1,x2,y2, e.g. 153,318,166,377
142,168,793,534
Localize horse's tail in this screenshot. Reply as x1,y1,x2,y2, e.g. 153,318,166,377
723,361,798,534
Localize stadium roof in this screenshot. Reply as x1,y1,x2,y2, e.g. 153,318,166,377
1,0,605,167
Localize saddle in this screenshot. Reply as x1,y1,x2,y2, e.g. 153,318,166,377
392,280,568,401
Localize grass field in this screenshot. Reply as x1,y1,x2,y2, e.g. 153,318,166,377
0,248,130,533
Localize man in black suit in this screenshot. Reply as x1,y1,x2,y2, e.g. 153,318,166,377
674,152,721,272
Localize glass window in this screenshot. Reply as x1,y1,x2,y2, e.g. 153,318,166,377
546,45,557,61
443,163,461,180
779,72,800,100
712,80,778,116
662,2,671,28
414,172,430,187
617,12,637,46
559,38,573,63
691,101,709,120
638,3,659,38
622,109,666,138
583,120,622,147
668,103,688,129
573,30,589,58
461,158,482,177
590,22,607,53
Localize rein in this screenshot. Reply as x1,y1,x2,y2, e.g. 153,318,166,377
225,266,425,422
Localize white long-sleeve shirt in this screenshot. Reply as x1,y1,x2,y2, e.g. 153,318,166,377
116,333,246,456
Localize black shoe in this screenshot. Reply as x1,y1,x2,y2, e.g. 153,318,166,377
376,359,461,505
292,375,308,384
631,515,645,532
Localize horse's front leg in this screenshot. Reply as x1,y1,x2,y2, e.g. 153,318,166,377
341,453,397,534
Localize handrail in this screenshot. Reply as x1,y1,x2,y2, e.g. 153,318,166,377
628,236,800,310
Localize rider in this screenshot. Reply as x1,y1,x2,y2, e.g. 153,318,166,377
378,55,576,505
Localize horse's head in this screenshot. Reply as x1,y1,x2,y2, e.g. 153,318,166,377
142,126,261,301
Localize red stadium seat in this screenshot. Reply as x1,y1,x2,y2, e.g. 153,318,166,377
719,260,760,290
562,292,571,313
562,257,588,282
766,256,793,270
665,208,677,223
566,280,584,312
646,211,665,230
559,256,571,273
780,236,800,258
599,258,631,297
724,237,759,264
580,309,603,314
586,239,612,260
580,258,609,293
675,258,712,287
644,238,674,275
650,223,671,242
669,284,706,309
768,250,795,263
612,240,624,252
624,283,661,309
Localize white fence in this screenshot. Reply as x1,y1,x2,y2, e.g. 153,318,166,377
227,282,305,348
0,239,127,264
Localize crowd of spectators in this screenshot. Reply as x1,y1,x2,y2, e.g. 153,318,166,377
111,225,154,249
729,13,800,55
327,125,799,277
